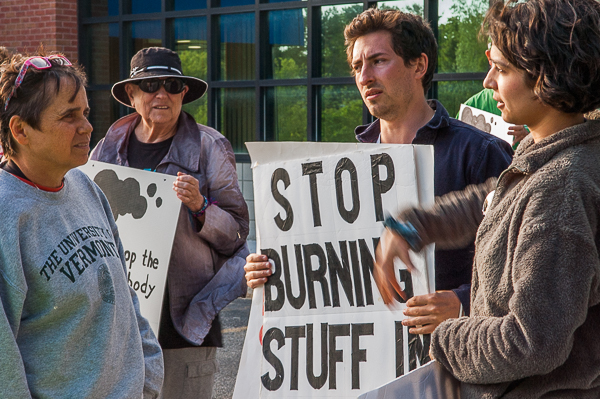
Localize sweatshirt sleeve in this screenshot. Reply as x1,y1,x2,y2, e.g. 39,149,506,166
399,178,496,251
430,180,600,384
196,134,249,256
0,248,32,398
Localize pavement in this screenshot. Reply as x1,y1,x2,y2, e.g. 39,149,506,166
213,294,253,399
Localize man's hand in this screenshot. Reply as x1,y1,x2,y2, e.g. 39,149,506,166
402,291,461,334
374,229,415,305
508,125,528,144
244,253,272,288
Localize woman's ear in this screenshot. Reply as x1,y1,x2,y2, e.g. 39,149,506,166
125,83,137,108
9,115,30,146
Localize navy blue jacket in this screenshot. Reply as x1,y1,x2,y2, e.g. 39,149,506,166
355,100,513,314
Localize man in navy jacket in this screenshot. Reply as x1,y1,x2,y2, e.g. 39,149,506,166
246,8,512,335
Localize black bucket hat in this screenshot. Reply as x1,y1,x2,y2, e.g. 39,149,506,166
111,47,207,108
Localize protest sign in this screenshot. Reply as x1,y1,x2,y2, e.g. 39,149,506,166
458,104,512,144
233,142,435,398
79,161,180,334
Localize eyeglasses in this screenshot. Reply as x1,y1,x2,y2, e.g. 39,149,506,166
136,78,186,95
4,55,72,111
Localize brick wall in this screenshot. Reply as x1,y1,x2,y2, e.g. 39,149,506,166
0,0,78,60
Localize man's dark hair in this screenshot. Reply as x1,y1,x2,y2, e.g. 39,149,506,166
0,52,87,159
344,8,437,93
484,0,600,114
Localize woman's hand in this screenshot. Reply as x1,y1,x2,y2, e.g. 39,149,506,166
374,229,415,305
173,172,205,212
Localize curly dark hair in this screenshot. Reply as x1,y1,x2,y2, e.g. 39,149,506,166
0,52,87,159
483,0,600,114
344,8,437,93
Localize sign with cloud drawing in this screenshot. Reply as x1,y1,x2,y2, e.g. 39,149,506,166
79,161,180,335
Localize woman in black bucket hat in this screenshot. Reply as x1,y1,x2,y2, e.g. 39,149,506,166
91,47,250,399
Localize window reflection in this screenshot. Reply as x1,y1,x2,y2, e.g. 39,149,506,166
129,0,161,14
169,0,206,11
267,9,307,79
128,21,162,60
174,17,208,124
320,85,362,142
219,0,253,8
84,24,120,86
88,91,120,147
266,86,307,141
437,80,484,117
438,0,488,73
321,4,363,78
377,0,422,14
218,14,255,81
220,88,256,153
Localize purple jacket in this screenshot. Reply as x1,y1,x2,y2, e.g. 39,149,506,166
90,111,249,345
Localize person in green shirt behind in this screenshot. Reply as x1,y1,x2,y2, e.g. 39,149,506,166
459,88,528,149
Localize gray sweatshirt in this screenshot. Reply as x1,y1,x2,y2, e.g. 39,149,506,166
401,120,600,398
0,168,163,398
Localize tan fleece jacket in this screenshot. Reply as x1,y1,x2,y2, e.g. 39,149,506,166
401,120,600,398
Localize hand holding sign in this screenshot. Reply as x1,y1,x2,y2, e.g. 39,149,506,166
402,291,461,334
244,253,272,288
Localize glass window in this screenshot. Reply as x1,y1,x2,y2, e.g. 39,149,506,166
267,9,307,79
127,20,162,61
174,17,208,80
438,0,489,73
168,0,207,11
84,24,120,86
83,0,119,17
88,90,120,147
320,85,362,142
266,86,307,141
265,0,305,4
129,0,161,14
218,0,254,8
378,0,422,14
320,4,363,78
437,80,484,118
219,88,256,153
218,13,255,81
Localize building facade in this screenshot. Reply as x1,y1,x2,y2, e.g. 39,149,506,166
1,0,492,244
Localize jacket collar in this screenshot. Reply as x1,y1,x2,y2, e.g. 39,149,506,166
511,120,600,174
106,111,201,173
355,100,450,143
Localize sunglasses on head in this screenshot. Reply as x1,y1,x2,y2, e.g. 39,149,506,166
135,78,186,94
4,55,72,111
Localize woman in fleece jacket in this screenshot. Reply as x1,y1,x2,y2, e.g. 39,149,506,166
374,0,600,397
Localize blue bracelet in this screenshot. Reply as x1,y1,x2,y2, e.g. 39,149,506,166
382,215,421,251
191,196,209,218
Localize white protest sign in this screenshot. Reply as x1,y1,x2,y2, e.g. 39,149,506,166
234,142,435,398
79,161,180,334
458,104,512,144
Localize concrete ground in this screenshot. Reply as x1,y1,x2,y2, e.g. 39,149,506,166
213,295,253,399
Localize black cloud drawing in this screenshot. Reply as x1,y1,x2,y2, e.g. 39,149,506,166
94,169,148,221
460,107,492,133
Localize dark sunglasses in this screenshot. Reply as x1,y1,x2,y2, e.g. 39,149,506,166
136,78,186,94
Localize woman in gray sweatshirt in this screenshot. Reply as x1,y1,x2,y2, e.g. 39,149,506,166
0,53,163,397
375,0,600,397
